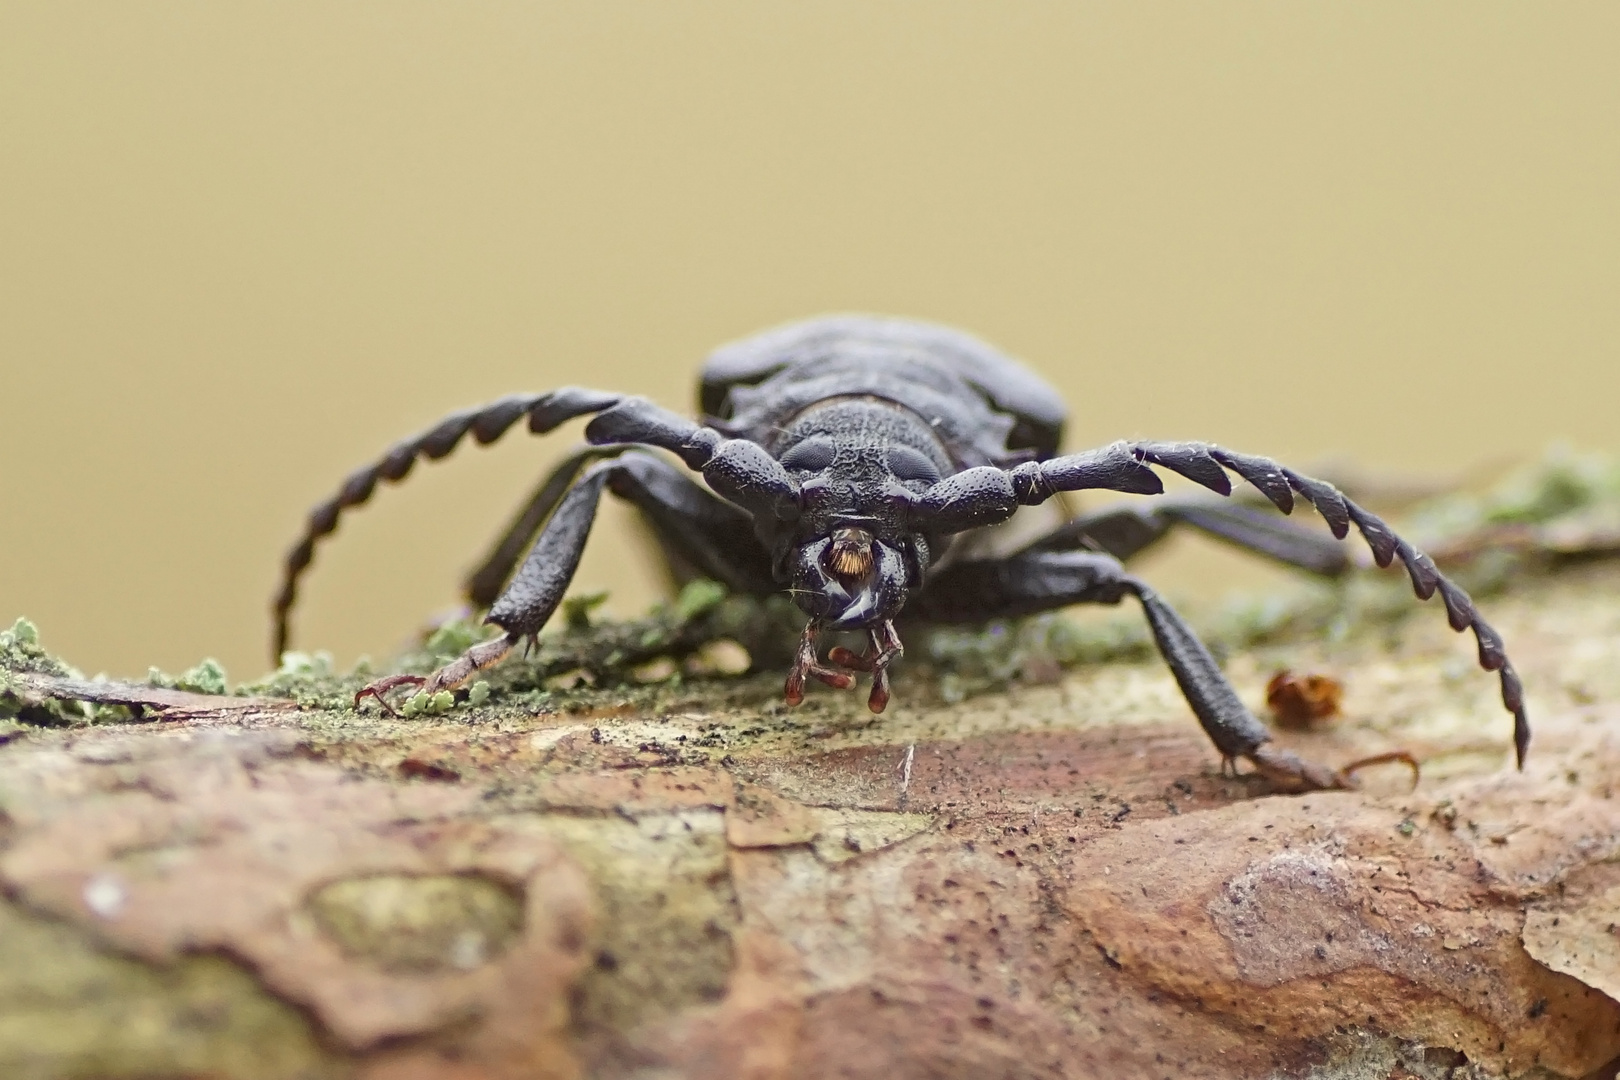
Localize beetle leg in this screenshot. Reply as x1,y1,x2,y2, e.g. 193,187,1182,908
273,388,796,662
353,674,425,717
353,635,515,714
1242,746,1422,793
464,446,624,608
466,446,777,609
785,623,857,705
959,440,1530,767
912,549,1384,793
1022,498,1351,578
359,450,776,713
827,621,905,713
583,397,801,522
273,387,624,662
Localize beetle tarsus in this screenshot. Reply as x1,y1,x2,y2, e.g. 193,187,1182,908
354,634,515,714
1338,749,1422,790
354,674,427,716
784,622,857,706
826,622,904,713
1242,744,1356,792
1238,744,1422,793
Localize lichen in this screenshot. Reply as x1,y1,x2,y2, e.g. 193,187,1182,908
558,589,608,631
145,657,230,696
528,811,738,1032
237,650,359,711
0,618,72,678
673,578,727,622
0,620,90,727
400,689,456,717
335,581,804,718
307,873,525,973
0,898,343,1080
1286,1026,1498,1080
1408,444,1620,540
924,612,1153,702
422,617,489,659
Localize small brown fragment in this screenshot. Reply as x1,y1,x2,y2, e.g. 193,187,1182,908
398,758,461,782
1266,669,1344,729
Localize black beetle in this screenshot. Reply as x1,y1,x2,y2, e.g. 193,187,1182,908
272,315,1527,790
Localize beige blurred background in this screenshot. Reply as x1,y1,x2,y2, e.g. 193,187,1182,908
2,3,1616,681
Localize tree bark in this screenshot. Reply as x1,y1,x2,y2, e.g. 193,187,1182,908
2,564,1619,1080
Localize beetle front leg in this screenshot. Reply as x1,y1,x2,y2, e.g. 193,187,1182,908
784,623,856,706
976,439,1528,766
827,621,904,712
355,456,618,712
464,446,620,608
355,635,517,715
1126,573,1351,789
912,549,1384,792
273,386,624,663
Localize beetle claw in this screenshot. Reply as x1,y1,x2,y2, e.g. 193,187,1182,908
354,674,427,716
826,622,903,713
785,621,901,706
785,622,857,704
1236,744,1422,793
354,635,516,716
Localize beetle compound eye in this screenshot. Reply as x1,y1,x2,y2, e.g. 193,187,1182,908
887,445,942,485
779,436,837,473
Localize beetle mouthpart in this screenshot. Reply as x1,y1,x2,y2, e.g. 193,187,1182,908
826,527,875,581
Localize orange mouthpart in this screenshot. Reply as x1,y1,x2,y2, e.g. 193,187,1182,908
826,527,875,580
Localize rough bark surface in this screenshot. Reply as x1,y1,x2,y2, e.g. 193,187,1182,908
3,564,1620,1080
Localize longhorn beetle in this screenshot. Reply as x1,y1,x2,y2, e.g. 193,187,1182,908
273,316,1528,791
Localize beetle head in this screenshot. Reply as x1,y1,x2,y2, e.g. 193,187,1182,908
785,523,927,629
771,401,945,629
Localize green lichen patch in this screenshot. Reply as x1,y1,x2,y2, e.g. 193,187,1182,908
1410,444,1620,539
0,618,71,678
925,612,1154,703
308,873,524,973
561,589,611,631
0,899,343,1080
1,619,92,727
523,810,738,1033
260,581,806,718
673,578,727,622
238,650,361,711
399,689,457,718
145,656,230,695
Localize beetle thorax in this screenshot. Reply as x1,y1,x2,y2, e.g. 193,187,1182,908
772,398,951,538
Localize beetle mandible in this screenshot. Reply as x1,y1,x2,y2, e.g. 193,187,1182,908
271,315,1528,791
